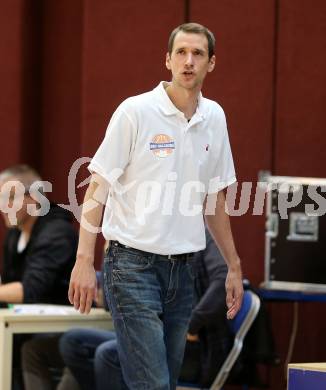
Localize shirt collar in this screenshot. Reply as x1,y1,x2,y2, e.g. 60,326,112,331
154,81,206,120
196,92,206,120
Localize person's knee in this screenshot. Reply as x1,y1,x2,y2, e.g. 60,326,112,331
95,340,120,371
94,341,125,390
59,332,80,364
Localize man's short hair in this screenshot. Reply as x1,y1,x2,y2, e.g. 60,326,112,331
0,164,41,191
168,22,215,59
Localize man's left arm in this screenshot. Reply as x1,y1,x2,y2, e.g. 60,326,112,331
0,282,23,303
205,190,243,320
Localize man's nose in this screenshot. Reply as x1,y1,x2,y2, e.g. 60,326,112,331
185,53,194,66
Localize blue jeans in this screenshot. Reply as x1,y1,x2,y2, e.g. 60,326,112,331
104,245,195,390
59,328,123,390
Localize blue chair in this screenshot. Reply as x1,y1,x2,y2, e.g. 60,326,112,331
177,289,261,390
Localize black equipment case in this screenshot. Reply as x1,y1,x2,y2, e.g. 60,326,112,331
261,175,326,292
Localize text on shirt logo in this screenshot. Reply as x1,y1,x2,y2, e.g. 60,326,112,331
150,134,175,158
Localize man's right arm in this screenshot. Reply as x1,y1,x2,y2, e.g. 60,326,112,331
205,190,243,320
68,173,109,314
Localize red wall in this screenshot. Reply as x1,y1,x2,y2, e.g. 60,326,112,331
40,0,83,203
0,1,25,168
0,1,326,389
275,0,326,176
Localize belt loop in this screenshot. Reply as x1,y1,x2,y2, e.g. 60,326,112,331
168,254,172,260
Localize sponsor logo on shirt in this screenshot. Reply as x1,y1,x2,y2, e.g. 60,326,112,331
150,134,175,158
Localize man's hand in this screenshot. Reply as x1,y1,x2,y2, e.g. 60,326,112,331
68,256,97,314
225,265,243,320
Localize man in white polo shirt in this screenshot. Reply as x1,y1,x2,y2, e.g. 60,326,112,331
69,22,243,390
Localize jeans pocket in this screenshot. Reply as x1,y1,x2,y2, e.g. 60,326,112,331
112,247,151,273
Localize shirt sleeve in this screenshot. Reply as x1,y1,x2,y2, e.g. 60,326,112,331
88,103,137,185
208,107,236,193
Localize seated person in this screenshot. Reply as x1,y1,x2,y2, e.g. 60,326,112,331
22,228,232,389
0,164,78,388
180,227,233,386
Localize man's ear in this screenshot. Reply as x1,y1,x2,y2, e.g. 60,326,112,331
208,54,216,73
166,52,171,70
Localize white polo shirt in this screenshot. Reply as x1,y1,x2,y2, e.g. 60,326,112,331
88,81,236,254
